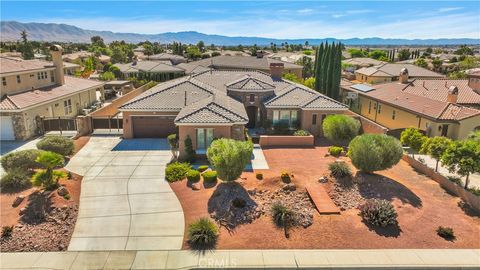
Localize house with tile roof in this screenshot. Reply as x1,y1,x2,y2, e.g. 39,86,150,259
341,68,480,140
181,55,304,78
355,63,445,84
145,53,187,65
119,63,348,156
0,45,104,140
114,59,185,82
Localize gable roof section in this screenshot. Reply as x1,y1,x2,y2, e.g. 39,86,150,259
175,94,248,124
377,63,444,78
189,55,302,71
115,61,184,73
0,57,54,74
119,77,216,111
355,67,391,77
226,75,275,91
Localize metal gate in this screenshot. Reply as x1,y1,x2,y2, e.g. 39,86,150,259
91,115,123,132
41,117,77,133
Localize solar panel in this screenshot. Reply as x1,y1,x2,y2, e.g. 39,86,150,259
351,84,374,92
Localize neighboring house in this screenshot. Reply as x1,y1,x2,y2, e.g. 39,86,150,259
341,69,480,140
355,63,445,84
63,62,81,75
62,51,111,64
176,62,210,75
0,45,104,140
119,63,348,156
268,52,313,64
185,55,304,78
114,60,185,82
145,53,187,65
343,57,386,68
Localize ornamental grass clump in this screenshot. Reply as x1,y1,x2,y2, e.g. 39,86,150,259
271,202,296,238
436,226,455,240
187,217,219,249
359,199,397,227
328,161,352,178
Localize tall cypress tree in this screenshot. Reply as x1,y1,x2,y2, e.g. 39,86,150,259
314,43,324,92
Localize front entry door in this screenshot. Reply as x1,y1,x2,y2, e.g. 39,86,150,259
246,106,257,128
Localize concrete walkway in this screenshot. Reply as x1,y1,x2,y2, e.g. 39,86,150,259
66,137,184,251
1,249,478,269
249,144,269,170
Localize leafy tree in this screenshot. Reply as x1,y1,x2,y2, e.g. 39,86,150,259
207,138,253,182
467,130,480,142
303,77,315,89
397,49,411,61
425,47,433,54
296,56,314,78
314,42,342,100
197,40,205,52
448,71,467,79
378,55,390,62
186,46,202,60
400,128,426,158
90,36,106,47
347,48,367,58
19,30,34,60
31,151,65,189
110,46,127,63
459,56,480,70
441,140,480,189
109,65,122,78
322,114,360,145
282,73,303,83
420,136,452,171
414,58,428,68
348,134,403,173
454,45,474,56
99,71,115,81
432,58,443,71
368,50,387,60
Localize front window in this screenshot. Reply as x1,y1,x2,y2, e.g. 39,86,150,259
273,110,298,127
312,114,317,125
2,77,6,86
64,99,72,114
377,104,382,114
249,94,255,102
196,128,214,150
16,75,21,83
392,110,396,120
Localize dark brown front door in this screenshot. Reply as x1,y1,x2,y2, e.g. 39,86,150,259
246,106,257,128
132,116,176,138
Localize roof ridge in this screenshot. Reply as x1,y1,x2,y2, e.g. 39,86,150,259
209,101,248,121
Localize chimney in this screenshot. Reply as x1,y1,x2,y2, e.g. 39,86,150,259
270,63,284,80
49,44,64,85
399,67,409,84
256,50,264,58
132,56,138,65
466,71,480,94
447,85,458,103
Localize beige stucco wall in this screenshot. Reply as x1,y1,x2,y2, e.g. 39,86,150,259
178,125,233,157
122,111,179,139
1,68,57,95
300,110,347,136
355,73,392,84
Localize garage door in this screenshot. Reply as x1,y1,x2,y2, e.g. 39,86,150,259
132,116,176,138
0,116,15,141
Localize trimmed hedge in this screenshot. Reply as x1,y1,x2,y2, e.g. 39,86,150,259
187,169,201,182
203,170,217,183
293,130,310,136
36,136,74,156
0,169,31,189
197,165,209,172
328,146,343,156
1,149,44,171
165,162,192,182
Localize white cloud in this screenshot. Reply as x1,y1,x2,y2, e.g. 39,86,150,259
297,8,314,14
438,7,464,12
31,11,480,39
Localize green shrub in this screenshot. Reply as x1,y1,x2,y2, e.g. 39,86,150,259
271,202,296,238
1,226,13,238
165,162,192,182
256,172,263,180
359,199,397,227
187,169,201,182
203,171,217,183
293,129,310,136
0,169,31,189
328,146,343,156
348,134,403,173
197,165,209,172
322,115,360,144
183,135,196,163
328,162,352,178
1,149,44,171
447,176,462,186
207,138,253,182
36,136,74,156
63,194,71,200
273,122,290,135
436,226,455,240
281,170,292,182
467,187,480,197
187,217,218,249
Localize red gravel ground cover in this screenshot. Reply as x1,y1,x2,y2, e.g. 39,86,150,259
0,136,89,251
170,142,480,250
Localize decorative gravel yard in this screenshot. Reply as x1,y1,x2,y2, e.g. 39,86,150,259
170,141,480,250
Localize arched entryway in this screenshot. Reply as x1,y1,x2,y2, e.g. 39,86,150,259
246,106,258,128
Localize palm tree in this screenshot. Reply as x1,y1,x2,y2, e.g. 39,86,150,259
32,151,65,189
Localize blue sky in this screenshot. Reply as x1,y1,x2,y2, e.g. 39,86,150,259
1,1,479,39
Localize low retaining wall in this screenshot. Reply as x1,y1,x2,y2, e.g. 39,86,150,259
345,111,388,135
402,155,480,212
259,135,314,147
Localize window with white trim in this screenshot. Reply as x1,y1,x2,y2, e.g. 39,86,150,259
272,110,298,127
196,128,214,150
64,99,72,114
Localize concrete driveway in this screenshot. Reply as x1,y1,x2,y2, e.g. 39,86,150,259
66,136,185,251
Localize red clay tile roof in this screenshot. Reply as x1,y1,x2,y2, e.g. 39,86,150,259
0,76,104,111
402,79,480,106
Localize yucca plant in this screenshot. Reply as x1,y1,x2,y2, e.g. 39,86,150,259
271,202,295,238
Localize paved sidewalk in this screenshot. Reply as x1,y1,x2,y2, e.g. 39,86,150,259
66,137,184,251
1,249,478,269
249,144,269,170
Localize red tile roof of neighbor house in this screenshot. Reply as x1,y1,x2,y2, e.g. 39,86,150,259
0,57,54,74
0,76,104,111
348,81,480,121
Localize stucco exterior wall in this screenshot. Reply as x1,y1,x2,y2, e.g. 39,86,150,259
300,110,347,136
122,111,179,139
1,69,57,95
178,125,233,157
355,73,392,84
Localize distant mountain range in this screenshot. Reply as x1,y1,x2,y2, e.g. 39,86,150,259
2,21,479,46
